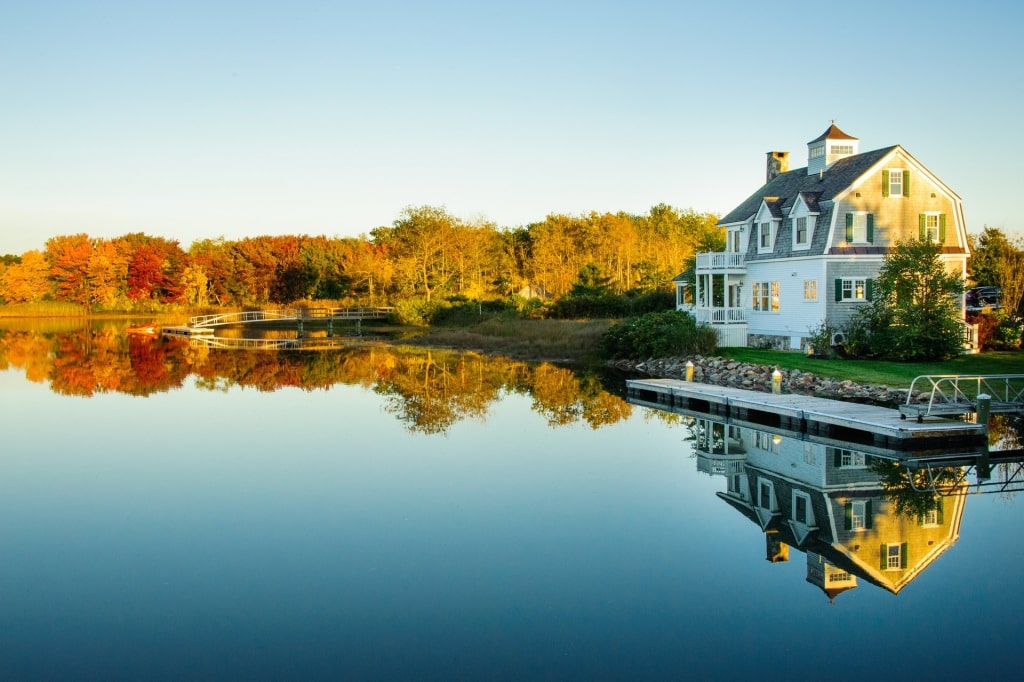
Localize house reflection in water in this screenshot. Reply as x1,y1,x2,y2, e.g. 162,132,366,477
692,419,966,600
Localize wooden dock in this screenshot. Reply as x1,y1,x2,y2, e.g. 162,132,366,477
626,378,988,451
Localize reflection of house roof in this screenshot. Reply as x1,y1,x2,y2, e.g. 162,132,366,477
716,468,967,597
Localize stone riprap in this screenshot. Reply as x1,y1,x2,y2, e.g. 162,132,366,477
607,355,925,407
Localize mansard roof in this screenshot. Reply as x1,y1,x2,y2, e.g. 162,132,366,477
718,145,897,226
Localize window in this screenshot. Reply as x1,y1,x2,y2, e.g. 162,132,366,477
887,169,902,197
920,213,946,243
752,281,780,312
804,280,817,301
831,144,853,155
844,212,874,243
728,229,742,253
883,169,910,197
754,431,779,452
809,145,825,159
883,543,907,571
759,221,773,249
922,508,938,526
759,480,775,511
835,278,872,302
839,448,866,467
850,501,867,530
845,499,873,530
795,217,808,245
793,492,812,525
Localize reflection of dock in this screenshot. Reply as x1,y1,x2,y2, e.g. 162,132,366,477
162,325,215,337
187,336,371,351
626,378,987,451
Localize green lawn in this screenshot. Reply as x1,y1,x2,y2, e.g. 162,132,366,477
719,348,1023,388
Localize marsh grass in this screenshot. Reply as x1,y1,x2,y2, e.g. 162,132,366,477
0,302,88,317
404,318,615,362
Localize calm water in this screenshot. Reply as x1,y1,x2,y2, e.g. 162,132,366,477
1,321,1023,681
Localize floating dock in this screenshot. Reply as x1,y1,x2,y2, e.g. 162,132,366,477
626,378,988,451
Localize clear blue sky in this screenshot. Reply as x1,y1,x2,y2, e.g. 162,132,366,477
2,0,1021,255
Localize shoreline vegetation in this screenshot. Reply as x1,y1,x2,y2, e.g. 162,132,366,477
2,309,1020,402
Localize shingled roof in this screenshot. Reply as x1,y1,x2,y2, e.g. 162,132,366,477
718,145,897,226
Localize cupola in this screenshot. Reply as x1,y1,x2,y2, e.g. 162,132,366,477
807,123,859,176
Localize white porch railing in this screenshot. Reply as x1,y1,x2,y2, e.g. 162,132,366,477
695,307,747,324
696,252,746,271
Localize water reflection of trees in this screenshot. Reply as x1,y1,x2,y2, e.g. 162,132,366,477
0,323,641,433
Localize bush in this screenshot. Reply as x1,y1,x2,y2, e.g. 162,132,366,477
973,310,1023,350
805,320,839,358
600,310,718,359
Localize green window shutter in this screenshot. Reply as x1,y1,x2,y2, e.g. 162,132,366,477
844,502,852,530
834,279,843,302
865,279,874,301
866,214,874,243
919,214,926,240
900,542,908,569
865,499,873,529
903,170,911,197
939,214,947,242
882,170,890,197
937,498,945,524
880,545,887,570
845,213,854,242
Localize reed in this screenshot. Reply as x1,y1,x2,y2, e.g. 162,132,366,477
405,318,615,362
0,302,89,317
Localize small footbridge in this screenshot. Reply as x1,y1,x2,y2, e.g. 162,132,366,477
188,307,393,328
898,374,1024,422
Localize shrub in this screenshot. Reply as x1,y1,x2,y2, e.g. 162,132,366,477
600,310,718,359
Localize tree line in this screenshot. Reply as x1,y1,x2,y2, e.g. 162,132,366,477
0,204,722,311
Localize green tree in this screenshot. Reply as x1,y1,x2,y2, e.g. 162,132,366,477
848,238,965,361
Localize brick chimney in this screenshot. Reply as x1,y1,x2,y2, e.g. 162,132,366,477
766,151,789,183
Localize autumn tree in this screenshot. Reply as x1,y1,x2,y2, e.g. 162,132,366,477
377,205,461,302
46,234,95,304
0,250,53,303
969,227,1024,316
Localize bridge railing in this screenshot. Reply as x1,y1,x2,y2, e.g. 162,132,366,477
189,307,394,327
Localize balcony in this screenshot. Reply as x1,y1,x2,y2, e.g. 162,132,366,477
696,252,746,272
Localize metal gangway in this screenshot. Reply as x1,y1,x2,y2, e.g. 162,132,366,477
899,374,1024,421
188,307,393,328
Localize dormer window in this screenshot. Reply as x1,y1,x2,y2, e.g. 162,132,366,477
830,144,853,155
759,221,772,249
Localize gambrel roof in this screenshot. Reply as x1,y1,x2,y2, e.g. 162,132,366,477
718,145,897,227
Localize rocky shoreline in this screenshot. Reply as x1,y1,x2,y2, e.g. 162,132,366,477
606,354,926,407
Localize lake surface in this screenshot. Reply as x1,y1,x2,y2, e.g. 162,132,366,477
1,320,1023,681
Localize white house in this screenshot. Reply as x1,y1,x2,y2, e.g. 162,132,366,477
677,124,971,350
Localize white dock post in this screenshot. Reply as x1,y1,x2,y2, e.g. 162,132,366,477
685,360,694,382
772,367,782,394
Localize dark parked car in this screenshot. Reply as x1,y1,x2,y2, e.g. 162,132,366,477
966,286,1002,310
